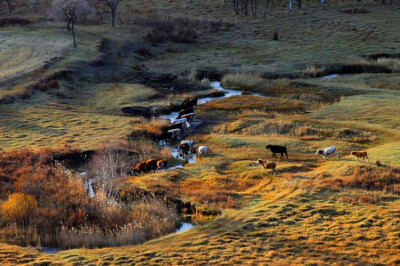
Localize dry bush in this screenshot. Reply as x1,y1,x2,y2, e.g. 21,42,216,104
134,14,230,43
135,47,153,57
338,196,356,204
188,69,200,82
221,72,263,90
1,193,37,225
130,118,170,140
315,166,400,194
339,8,369,14
0,147,177,249
357,195,376,204
302,65,326,77
0,18,31,27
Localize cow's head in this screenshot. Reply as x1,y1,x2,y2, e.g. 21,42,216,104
266,144,271,149
256,158,262,164
316,150,323,155
351,151,356,156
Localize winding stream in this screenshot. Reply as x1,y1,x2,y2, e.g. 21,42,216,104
72,81,263,254
161,81,264,166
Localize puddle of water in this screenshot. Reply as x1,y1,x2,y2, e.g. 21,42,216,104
322,74,339,79
175,222,194,233
40,247,60,254
160,111,179,123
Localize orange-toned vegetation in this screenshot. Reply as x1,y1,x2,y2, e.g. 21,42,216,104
0,145,179,249
311,165,400,194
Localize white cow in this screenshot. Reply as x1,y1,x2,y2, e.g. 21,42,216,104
197,146,208,157
168,128,181,140
172,118,189,129
180,140,194,147
316,147,339,161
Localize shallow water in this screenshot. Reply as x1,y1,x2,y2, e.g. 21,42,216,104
41,247,60,254
322,74,339,79
175,222,194,233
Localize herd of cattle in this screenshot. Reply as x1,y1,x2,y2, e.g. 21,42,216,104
133,98,371,176
157,98,198,144
134,98,209,174
257,145,370,175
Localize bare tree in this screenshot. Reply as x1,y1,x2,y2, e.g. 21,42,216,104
101,0,120,27
2,0,13,13
50,0,94,48
88,143,131,204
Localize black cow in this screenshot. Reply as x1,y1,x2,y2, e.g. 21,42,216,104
178,143,191,157
182,98,198,110
266,144,288,159
166,122,186,132
178,107,194,119
181,113,195,123
157,131,173,144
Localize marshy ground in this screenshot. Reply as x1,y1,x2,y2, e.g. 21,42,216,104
1,0,400,264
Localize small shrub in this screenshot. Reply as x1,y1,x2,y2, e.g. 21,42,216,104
135,47,153,57
0,18,31,27
339,8,369,14
221,72,263,90
1,193,37,225
338,196,356,204
357,195,376,204
188,69,200,82
136,15,230,44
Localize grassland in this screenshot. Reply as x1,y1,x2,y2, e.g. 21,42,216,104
1,0,400,264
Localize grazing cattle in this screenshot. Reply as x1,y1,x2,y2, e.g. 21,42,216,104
168,128,181,140
167,122,186,132
266,144,288,159
182,98,198,110
178,141,195,157
157,131,174,145
316,147,339,161
180,140,194,147
134,161,147,173
172,118,188,130
197,146,208,157
145,159,158,173
157,159,168,171
172,118,187,125
256,158,276,175
178,107,194,119
351,151,369,162
181,113,195,123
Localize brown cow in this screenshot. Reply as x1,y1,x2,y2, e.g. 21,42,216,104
351,151,369,162
157,159,168,171
256,158,276,175
134,161,147,173
145,159,158,173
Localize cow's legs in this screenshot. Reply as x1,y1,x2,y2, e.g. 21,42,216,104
285,152,289,159
366,156,369,163
280,153,283,159
272,153,276,158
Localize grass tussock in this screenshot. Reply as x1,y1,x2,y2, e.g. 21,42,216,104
301,65,326,78
221,72,264,90
129,118,170,140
